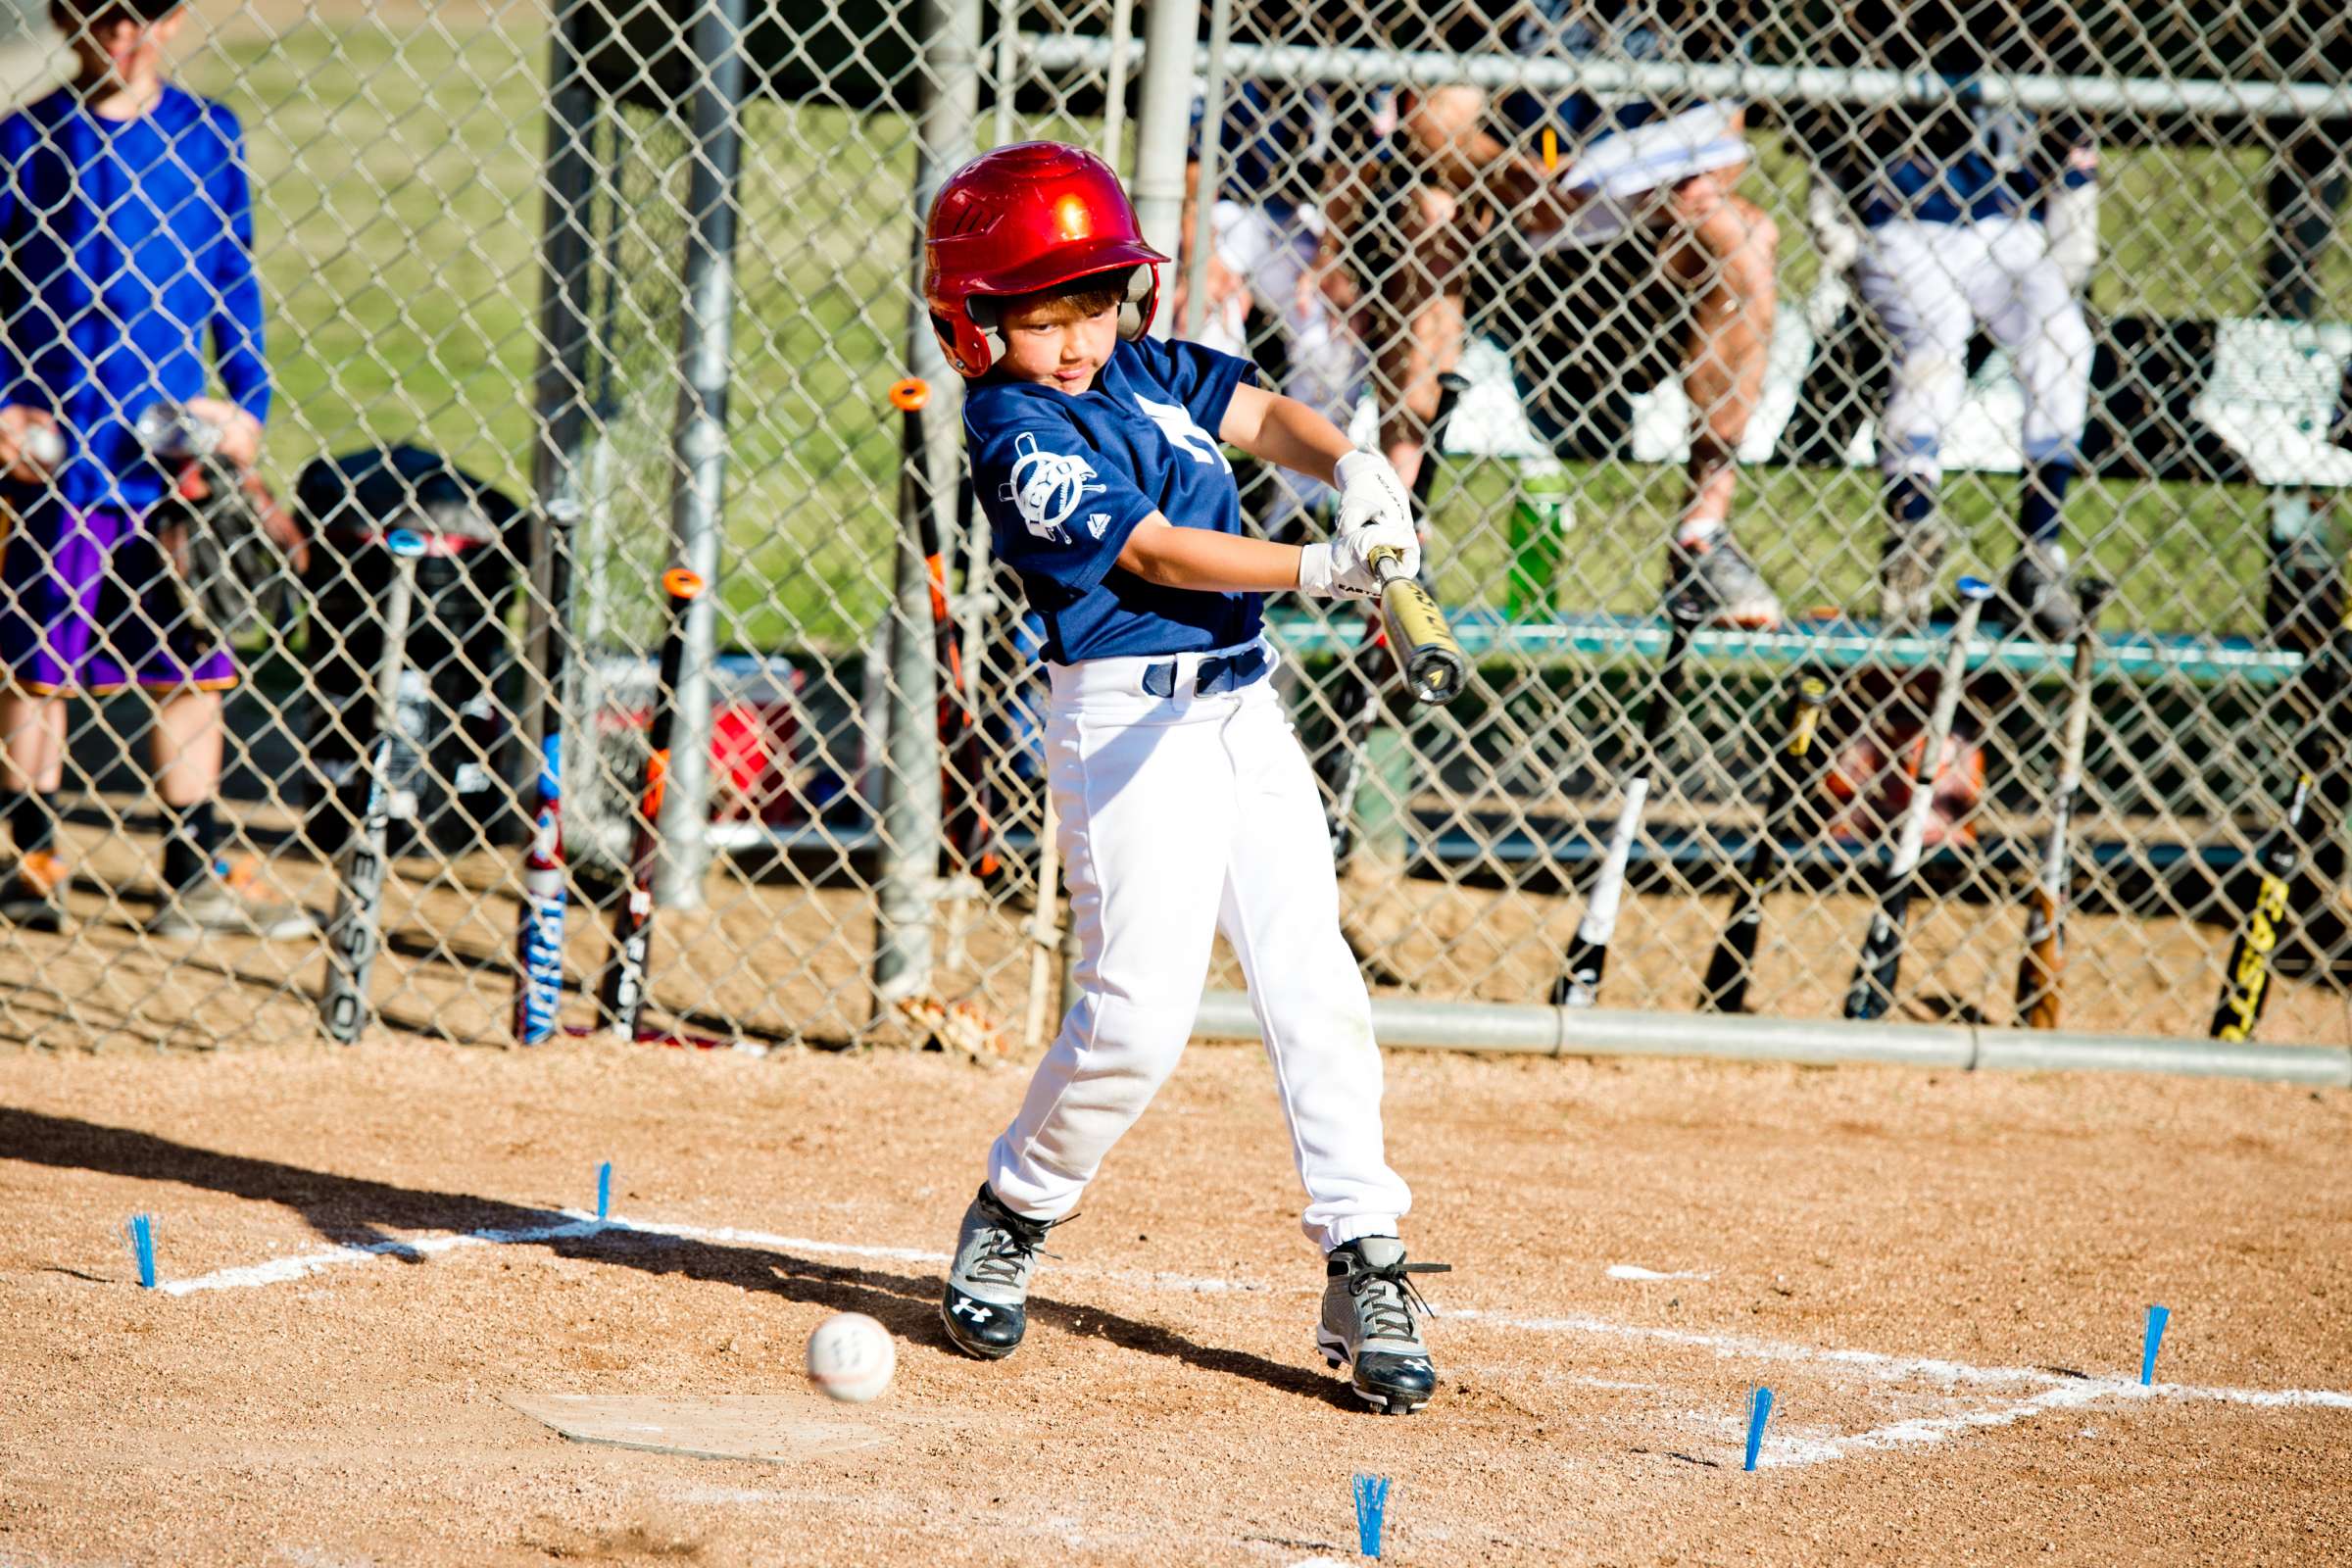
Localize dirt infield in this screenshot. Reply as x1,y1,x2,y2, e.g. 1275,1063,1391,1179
2,1037,2347,1565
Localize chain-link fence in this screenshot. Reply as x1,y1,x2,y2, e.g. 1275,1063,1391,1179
3,0,2349,1054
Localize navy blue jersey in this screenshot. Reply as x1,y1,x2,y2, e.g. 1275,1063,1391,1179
1795,1,2097,228
1837,103,2095,227
1194,81,1336,209
965,334,1259,663
1490,0,1747,147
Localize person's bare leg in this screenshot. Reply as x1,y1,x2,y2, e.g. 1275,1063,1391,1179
1373,184,1466,495
150,686,223,808
1661,180,1777,533
1,688,67,795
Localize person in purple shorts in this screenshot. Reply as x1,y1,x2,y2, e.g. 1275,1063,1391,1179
0,0,309,937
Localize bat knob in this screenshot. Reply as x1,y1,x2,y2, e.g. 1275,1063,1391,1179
384,529,427,558
889,377,930,412
1956,574,1993,602
662,566,707,601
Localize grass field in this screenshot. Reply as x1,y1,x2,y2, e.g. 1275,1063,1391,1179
142,11,2352,654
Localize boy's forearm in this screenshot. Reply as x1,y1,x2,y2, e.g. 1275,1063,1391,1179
1115,516,1304,594
1224,387,1354,484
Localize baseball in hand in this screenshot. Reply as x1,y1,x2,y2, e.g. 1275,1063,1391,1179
805,1311,896,1403
23,426,63,468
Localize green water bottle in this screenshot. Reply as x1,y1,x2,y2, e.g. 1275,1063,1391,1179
1506,456,1572,619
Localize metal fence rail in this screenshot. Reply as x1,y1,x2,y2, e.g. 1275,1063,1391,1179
1,0,2349,1055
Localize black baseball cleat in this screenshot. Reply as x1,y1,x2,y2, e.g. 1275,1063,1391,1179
1991,541,2084,642
1317,1237,1451,1415
939,1183,1067,1360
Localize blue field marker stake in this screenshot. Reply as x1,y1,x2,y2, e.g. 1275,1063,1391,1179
1351,1472,1391,1559
123,1213,157,1289
2141,1304,2170,1386
595,1161,612,1223
1743,1386,1774,1471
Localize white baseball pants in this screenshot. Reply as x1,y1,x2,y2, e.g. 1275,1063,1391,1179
985,640,1410,1252
1856,215,2093,480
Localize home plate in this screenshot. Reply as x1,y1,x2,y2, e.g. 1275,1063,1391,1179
505,1394,902,1463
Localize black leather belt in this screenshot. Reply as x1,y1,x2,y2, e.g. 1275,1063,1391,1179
1139,645,1268,699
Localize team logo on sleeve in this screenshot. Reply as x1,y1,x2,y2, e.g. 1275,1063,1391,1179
1002,431,1105,545
1135,394,1231,472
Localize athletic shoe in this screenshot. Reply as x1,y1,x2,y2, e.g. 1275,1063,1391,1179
146,858,317,940
940,1183,1066,1360
1317,1236,1450,1415
1666,531,1783,630
1,850,69,933
1879,517,1948,628
1993,542,2084,641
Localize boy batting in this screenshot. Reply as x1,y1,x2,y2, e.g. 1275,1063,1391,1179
925,143,1450,1415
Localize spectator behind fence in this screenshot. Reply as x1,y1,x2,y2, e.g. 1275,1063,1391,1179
1177,74,1377,534
0,0,310,938
1800,0,2099,639
1358,0,1785,629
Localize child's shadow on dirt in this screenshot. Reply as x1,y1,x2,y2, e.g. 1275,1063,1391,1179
0,1105,1357,1410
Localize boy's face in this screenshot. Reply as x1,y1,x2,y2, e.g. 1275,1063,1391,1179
55,4,185,88
994,293,1120,395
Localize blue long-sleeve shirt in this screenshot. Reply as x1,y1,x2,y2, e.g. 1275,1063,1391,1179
0,83,269,512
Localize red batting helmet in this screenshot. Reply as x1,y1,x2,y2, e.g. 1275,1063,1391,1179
923,141,1168,378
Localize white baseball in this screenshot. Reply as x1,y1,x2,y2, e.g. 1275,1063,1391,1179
22,426,63,468
805,1311,895,1403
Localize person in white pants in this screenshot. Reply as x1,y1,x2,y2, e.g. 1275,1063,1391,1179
1805,38,2102,636
922,140,1448,1416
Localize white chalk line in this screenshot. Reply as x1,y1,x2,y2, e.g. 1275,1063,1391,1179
153,1208,2352,1464
1606,1264,1713,1282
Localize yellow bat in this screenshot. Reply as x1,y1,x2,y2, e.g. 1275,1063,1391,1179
1366,544,1466,705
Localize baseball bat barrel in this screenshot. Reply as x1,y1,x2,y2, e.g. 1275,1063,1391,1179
319,528,426,1044
1843,577,1990,1021
1700,671,1831,1013
1552,596,1704,1007
596,565,707,1040
1366,545,1465,705
2210,598,2352,1039
513,508,577,1045
2015,579,2110,1030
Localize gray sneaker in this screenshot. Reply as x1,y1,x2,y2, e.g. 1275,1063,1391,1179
940,1183,1067,1360
1667,531,1783,630
1995,541,2084,641
1880,517,1948,628
1317,1237,1450,1415
147,861,318,940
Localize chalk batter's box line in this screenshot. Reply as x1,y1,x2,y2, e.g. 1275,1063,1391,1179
151,1209,2352,1468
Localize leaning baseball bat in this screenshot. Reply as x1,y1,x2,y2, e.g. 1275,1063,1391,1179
891,374,997,878
1843,575,1992,1020
2014,578,2112,1030
319,528,426,1043
595,565,707,1040
2210,601,2352,1040
1700,670,1832,1013
1551,595,1705,1007
513,506,577,1045
1324,373,1465,857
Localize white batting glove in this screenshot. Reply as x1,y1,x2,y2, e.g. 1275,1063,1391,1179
1298,516,1418,601
1333,449,1413,541
1806,179,1862,277
2044,175,2100,296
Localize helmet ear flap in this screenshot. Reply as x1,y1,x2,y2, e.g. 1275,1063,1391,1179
966,296,1006,372
1117,263,1158,340
932,305,1001,378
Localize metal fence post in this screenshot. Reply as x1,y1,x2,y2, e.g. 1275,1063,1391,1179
1130,0,1200,311
874,0,982,1008
651,0,749,910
